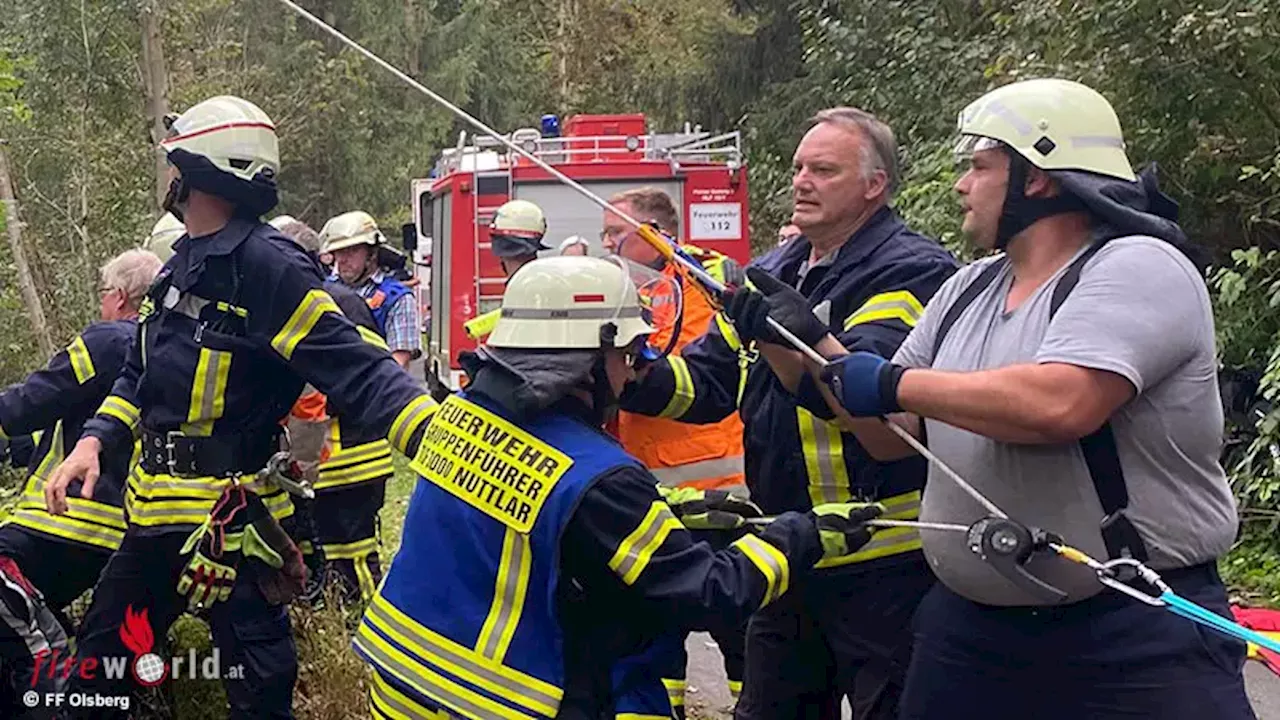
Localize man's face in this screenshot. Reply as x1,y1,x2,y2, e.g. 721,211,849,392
953,147,1010,250
791,123,881,234
777,224,801,247
332,244,373,285
601,202,663,267
99,285,128,322
604,346,637,398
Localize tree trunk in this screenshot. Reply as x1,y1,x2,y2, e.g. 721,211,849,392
0,142,57,359
141,0,171,208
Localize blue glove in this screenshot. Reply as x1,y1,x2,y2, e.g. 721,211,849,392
820,351,907,417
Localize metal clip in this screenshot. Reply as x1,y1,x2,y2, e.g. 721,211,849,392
1094,557,1170,607
255,451,315,500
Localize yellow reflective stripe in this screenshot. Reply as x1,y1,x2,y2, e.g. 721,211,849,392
215,301,248,318
358,594,562,717
4,511,124,550
355,555,379,603
843,290,924,331
662,678,686,708
358,325,390,351
322,537,379,560
354,629,533,720
815,490,923,568
390,395,438,455
616,715,670,720
731,534,790,608
658,357,695,420
98,396,140,431
476,528,532,664
125,467,293,527
715,313,742,352
316,458,395,490
369,671,424,720
608,501,682,586
67,336,95,384
182,347,231,437
323,438,393,467
271,288,343,360
728,679,743,699
16,492,126,530
464,309,502,340
797,408,852,506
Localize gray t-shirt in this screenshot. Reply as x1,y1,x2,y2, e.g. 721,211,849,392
893,236,1238,606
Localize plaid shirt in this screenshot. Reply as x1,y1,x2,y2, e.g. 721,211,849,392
354,271,420,355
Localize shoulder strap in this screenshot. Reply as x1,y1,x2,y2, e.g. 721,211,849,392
1046,239,1148,561
1049,239,1107,317
932,257,1008,359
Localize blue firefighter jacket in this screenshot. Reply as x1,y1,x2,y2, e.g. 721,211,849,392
79,217,437,534
621,206,959,572
355,385,821,719
0,319,136,551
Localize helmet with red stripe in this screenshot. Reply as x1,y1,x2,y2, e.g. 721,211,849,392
160,95,280,218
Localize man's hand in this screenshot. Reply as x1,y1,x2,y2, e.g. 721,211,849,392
745,267,829,346
820,351,907,417
658,485,763,531
44,436,102,515
809,502,885,560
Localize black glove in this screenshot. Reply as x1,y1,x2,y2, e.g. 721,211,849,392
722,283,780,345
746,267,830,346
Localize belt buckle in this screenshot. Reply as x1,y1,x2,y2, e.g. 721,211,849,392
164,430,186,476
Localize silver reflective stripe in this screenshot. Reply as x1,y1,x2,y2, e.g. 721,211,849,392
501,306,644,320
797,409,850,505
353,633,527,720
608,502,681,585
364,600,559,713
370,672,435,718
478,529,529,661
650,455,744,487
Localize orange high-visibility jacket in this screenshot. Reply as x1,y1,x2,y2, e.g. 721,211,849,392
616,254,746,492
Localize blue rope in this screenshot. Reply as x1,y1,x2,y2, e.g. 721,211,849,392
1160,591,1280,654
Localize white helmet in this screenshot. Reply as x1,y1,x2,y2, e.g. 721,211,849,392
489,199,549,258
558,235,591,256
145,213,185,262
955,78,1135,182
488,256,656,351
319,210,384,254
161,95,279,182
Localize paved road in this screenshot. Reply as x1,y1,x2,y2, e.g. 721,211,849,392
684,633,1280,719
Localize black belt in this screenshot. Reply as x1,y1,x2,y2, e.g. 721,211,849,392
139,428,279,478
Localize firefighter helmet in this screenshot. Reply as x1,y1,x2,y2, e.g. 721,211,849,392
489,200,549,258
488,256,656,351
318,211,385,254
145,213,185,262
955,78,1136,182
160,95,281,216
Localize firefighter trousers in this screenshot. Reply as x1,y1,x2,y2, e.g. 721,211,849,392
61,528,296,719
0,526,113,719
310,479,386,605
734,552,933,720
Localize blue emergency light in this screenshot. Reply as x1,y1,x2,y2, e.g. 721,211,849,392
540,114,561,138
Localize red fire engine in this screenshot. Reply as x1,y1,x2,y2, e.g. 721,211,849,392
403,112,750,397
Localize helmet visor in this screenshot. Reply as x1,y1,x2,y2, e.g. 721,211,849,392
603,254,682,365
953,134,1005,162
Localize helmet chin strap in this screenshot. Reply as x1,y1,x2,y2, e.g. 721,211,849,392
994,150,1087,250
162,176,190,222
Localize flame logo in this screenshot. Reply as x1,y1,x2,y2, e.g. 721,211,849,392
119,605,154,656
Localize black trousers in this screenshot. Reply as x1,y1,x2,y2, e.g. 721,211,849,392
310,479,386,604
63,528,296,719
899,562,1257,720
734,552,934,720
